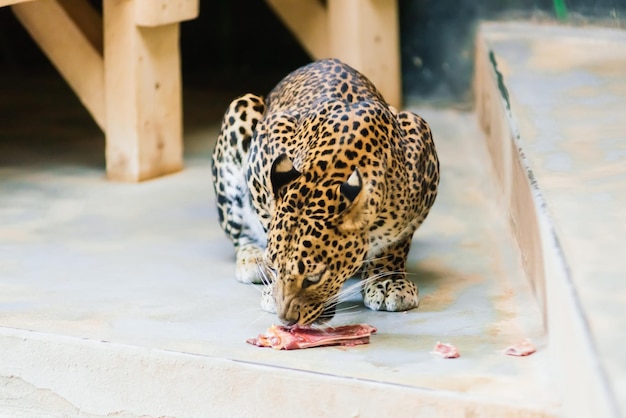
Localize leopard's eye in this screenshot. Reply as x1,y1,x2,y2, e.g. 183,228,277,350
302,272,322,289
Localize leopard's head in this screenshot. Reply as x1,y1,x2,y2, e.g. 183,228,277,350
265,153,377,325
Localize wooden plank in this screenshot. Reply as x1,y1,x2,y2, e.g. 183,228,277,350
104,0,183,181
12,0,105,130
0,0,35,7
328,0,401,107
265,0,328,59
134,0,198,27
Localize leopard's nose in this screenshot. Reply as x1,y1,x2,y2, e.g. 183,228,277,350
278,312,300,326
277,298,301,325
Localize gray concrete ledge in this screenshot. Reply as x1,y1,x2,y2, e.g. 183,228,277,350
475,22,626,418
0,326,557,417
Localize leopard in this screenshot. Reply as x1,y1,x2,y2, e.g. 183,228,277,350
211,59,439,326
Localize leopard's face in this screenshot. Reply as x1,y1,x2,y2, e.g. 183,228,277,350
266,156,373,325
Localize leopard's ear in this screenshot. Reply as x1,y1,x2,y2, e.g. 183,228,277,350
271,154,301,198
338,169,372,232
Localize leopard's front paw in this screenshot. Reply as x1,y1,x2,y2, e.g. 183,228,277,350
362,277,419,312
235,246,265,284
260,284,276,313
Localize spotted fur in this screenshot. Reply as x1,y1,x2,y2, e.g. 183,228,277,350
211,59,439,325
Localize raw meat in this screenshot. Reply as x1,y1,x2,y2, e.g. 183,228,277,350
431,342,460,359
504,338,536,356
247,324,377,350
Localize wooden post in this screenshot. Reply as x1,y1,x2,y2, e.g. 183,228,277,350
103,0,184,182
265,0,402,108
327,0,401,107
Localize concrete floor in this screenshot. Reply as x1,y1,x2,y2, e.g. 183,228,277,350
0,69,555,415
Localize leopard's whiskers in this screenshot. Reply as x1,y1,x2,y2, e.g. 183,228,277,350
255,258,275,288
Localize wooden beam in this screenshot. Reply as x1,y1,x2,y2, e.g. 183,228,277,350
134,0,199,27
0,0,35,7
103,0,183,182
265,0,328,59
12,0,105,130
327,0,401,107
58,0,103,54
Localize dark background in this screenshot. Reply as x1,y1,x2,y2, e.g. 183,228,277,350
0,0,624,106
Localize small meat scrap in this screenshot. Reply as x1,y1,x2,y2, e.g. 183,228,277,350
504,338,536,357
431,341,460,359
247,324,377,350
